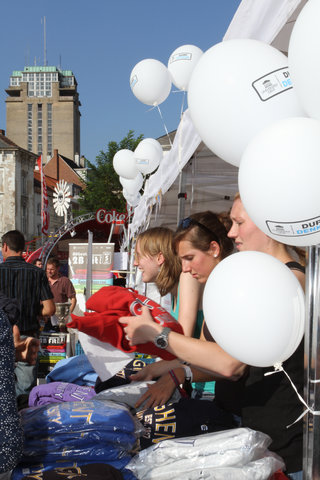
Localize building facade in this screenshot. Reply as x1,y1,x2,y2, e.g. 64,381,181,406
6,66,81,163
0,130,37,241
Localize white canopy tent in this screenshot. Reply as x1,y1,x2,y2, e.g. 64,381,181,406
128,0,307,237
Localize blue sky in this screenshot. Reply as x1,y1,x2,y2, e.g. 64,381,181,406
0,0,241,163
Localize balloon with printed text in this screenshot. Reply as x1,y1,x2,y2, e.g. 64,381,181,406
168,44,203,91
239,116,320,247
130,59,172,106
188,39,305,167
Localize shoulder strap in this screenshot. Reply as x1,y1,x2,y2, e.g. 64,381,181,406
286,261,305,274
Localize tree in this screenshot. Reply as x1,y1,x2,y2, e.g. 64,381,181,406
78,130,143,214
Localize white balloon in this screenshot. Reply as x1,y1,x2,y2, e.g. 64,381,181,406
113,149,138,179
130,59,172,106
168,44,203,91
288,0,320,120
203,251,305,368
188,39,304,167
239,116,320,247
134,139,162,175
120,173,143,196
142,137,164,156
124,190,141,208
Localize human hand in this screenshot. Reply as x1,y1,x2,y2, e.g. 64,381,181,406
119,306,162,345
130,359,179,382
13,325,40,365
135,373,177,410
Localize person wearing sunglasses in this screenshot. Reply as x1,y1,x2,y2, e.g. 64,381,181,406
120,199,305,480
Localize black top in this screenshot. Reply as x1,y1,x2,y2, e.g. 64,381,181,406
0,256,53,334
0,309,23,471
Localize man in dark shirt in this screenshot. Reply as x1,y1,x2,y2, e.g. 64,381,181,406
0,230,55,397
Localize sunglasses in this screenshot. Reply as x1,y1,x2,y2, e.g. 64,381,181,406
179,217,219,243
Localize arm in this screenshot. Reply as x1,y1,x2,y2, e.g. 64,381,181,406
119,306,246,378
41,298,55,317
69,296,77,313
177,272,204,337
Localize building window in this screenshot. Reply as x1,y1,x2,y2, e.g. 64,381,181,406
27,104,33,151
37,202,41,215
37,224,41,236
47,103,52,156
25,72,53,97
37,104,42,155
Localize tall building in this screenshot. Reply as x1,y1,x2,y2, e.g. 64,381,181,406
5,66,81,163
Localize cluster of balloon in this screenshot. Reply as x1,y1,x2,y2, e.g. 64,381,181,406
134,138,163,175
188,38,304,167
203,252,305,367
130,59,172,107
119,173,143,196
123,189,141,208
113,149,138,179
237,0,320,249
167,44,203,91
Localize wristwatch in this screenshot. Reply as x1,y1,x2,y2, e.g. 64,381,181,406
154,327,171,349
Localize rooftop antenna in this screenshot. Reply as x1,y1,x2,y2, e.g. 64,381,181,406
59,54,62,70
41,16,47,66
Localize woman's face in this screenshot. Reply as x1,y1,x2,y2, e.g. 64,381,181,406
228,198,270,252
134,241,162,283
177,239,218,284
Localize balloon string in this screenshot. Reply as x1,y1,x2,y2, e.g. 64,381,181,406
156,105,173,147
180,90,186,120
265,364,320,428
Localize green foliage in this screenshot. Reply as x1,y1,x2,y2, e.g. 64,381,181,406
78,130,143,214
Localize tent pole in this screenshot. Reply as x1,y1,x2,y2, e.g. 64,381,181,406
303,244,320,479
177,170,186,227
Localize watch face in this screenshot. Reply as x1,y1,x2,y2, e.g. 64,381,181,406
156,336,168,348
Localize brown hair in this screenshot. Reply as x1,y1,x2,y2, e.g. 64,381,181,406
136,227,181,296
173,211,234,260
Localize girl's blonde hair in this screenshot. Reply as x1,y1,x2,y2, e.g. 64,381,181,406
136,227,181,296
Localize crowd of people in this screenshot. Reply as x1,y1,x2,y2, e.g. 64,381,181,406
0,195,306,480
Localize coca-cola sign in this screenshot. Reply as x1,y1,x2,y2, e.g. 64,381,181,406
95,208,128,224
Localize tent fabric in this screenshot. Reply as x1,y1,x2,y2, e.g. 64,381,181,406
223,0,303,44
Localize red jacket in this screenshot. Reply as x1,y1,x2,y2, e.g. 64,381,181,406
67,286,184,360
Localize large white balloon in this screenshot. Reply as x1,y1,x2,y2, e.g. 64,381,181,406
203,251,305,368
130,59,172,106
134,139,162,175
113,149,138,179
120,173,143,196
188,39,304,167
288,0,320,120
239,116,320,247
168,44,203,91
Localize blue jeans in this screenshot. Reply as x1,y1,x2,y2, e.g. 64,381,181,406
287,471,303,480
15,361,38,397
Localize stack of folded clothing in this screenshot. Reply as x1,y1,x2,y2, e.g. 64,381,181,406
12,399,140,480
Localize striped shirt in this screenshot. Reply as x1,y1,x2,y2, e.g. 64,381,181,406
0,256,53,334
